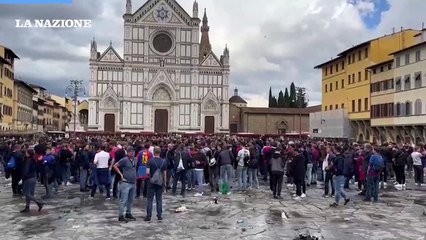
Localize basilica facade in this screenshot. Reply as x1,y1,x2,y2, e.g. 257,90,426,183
88,0,230,133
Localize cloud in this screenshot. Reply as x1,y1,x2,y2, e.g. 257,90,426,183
1,0,425,109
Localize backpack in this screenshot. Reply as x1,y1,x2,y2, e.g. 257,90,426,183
6,156,16,170
374,155,385,173
150,159,165,186
243,154,250,167
248,156,258,168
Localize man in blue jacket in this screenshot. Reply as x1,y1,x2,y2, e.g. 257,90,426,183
330,146,350,207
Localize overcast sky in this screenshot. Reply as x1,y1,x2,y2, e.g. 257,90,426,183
1,0,425,107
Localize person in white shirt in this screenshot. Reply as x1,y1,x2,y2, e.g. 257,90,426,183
411,147,424,186
236,144,250,191
90,145,112,200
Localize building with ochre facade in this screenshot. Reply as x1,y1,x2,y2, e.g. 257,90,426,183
315,29,420,141
0,45,19,131
369,29,426,144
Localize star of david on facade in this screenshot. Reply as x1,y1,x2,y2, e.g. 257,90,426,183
157,6,170,21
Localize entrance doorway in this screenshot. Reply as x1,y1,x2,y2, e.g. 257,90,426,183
104,114,115,132
154,109,168,133
204,116,215,134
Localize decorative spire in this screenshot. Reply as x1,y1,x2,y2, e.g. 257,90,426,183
199,8,212,61
224,44,229,56
193,0,198,18
126,0,132,14
221,44,230,67
234,87,238,96
91,37,97,50
202,8,208,27
90,37,97,60
110,40,112,46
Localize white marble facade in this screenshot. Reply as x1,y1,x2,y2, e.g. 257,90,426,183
88,0,230,133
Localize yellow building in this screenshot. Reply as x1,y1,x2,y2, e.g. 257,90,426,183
78,100,89,126
50,94,72,130
0,45,19,131
368,60,395,143
44,98,55,131
13,79,36,131
315,29,420,141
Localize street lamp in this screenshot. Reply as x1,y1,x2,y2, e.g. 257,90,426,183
66,80,85,138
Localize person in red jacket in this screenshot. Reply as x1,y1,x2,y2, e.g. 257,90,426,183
356,152,365,191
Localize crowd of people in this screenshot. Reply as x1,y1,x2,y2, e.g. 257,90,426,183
0,134,425,223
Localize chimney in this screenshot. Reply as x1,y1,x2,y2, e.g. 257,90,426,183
234,88,238,96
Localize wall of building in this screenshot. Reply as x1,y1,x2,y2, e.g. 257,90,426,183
0,47,15,131
229,104,241,133
393,43,426,126
13,83,34,130
370,61,395,127
321,57,347,112
310,109,353,138
241,112,309,135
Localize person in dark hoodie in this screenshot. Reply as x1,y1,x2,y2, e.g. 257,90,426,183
21,149,43,213
270,149,285,199
343,146,355,189
360,144,373,196
393,146,408,190
42,147,57,199
6,144,23,196
76,141,90,192
218,143,234,195
330,146,350,207
292,144,307,200
172,143,191,197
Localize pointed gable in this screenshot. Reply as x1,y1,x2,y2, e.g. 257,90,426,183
148,70,176,99
98,46,124,63
200,52,222,67
201,88,220,113
101,84,119,109
133,0,193,26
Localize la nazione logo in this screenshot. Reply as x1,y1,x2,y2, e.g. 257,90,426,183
5,0,93,28
0,0,72,3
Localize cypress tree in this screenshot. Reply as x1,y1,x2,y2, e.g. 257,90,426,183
271,96,278,108
277,90,285,107
283,88,290,108
268,87,273,108
289,82,297,108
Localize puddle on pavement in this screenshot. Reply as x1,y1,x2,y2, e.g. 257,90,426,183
235,200,248,209
380,193,399,198
204,208,221,216
413,199,426,207
265,209,285,224
20,217,56,236
367,213,386,220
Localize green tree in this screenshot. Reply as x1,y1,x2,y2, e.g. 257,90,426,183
277,90,285,107
268,87,273,108
271,96,278,108
283,88,290,108
289,82,297,108
296,87,309,108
